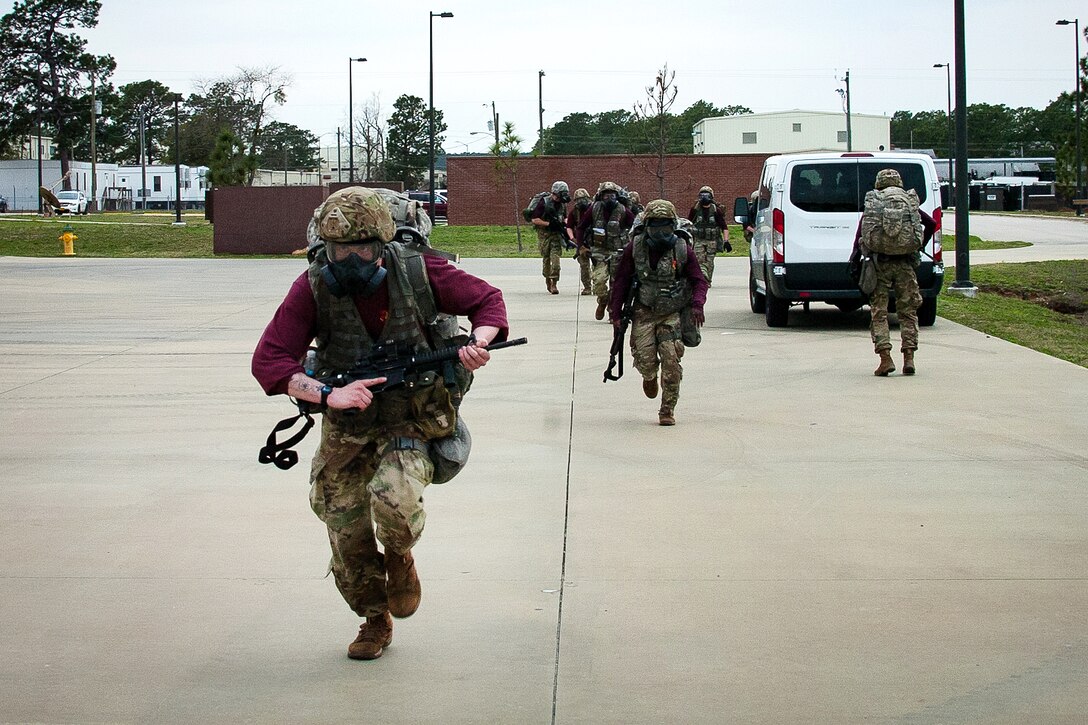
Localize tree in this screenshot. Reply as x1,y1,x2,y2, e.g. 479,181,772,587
0,0,115,187
632,65,681,197
386,94,446,189
177,82,256,167
490,122,525,252
207,130,255,188
254,121,318,170
112,80,180,164
355,93,386,181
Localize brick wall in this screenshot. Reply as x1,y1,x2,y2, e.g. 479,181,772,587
447,153,771,226
212,186,326,254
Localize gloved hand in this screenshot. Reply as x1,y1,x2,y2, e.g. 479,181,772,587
723,241,733,253
693,308,705,327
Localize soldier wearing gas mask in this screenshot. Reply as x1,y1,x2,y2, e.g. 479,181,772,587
609,200,708,426
687,185,732,285
252,187,509,661
577,181,636,320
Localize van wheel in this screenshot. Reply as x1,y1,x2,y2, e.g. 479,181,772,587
834,300,864,313
749,268,766,313
918,297,937,327
765,288,789,327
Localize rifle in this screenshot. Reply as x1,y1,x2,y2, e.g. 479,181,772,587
603,279,639,382
544,211,577,250
259,335,527,470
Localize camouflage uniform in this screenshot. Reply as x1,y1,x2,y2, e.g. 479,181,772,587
869,255,921,353
588,182,630,307
533,181,569,290
863,170,923,356
567,188,593,295
631,308,685,416
689,186,726,285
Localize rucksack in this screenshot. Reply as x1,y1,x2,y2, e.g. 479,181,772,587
522,191,549,222
861,186,924,255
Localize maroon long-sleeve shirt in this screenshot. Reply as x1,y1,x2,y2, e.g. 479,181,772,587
609,239,709,321
252,256,509,396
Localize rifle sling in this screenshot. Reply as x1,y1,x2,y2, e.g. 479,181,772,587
258,407,316,470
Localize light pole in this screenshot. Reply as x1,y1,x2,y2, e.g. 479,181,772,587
484,101,499,147
172,93,184,225
950,0,976,295
934,63,953,199
348,57,366,184
538,70,545,153
429,11,453,221
1056,19,1083,216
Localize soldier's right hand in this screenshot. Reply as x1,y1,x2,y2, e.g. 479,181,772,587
327,378,387,410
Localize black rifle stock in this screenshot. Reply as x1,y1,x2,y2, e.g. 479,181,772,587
603,279,638,382
259,335,528,470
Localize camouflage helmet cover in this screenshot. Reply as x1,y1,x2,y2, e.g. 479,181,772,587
642,199,679,221
551,180,570,195
317,187,395,243
629,191,641,203
699,185,714,196
596,181,621,196
874,169,903,190
573,187,591,201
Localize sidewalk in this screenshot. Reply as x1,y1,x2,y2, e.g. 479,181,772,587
0,256,1085,724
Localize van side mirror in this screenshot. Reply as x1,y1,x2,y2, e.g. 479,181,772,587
732,197,749,225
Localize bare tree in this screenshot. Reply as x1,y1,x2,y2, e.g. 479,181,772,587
491,121,524,252
355,93,386,181
632,64,681,198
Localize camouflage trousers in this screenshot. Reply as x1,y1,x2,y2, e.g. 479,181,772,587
537,230,565,281
576,248,592,292
590,253,614,305
692,239,717,285
630,306,685,412
869,256,922,353
308,420,433,617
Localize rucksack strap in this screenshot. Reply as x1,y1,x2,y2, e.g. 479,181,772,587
258,408,316,470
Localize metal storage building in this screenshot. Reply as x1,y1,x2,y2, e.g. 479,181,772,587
692,110,891,155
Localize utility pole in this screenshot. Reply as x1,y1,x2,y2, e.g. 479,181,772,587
172,94,184,225
139,112,147,212
950,0,976,295
845,70,852,151
336,127,342,183
491,101,499,147
90,69,98,213
538,70,545,153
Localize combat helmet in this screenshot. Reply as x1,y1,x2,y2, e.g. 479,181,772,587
698,185,714,198
874,169,903,190
573,187,591,202
642,198,679,224
316,187,395,244
595,180,622,200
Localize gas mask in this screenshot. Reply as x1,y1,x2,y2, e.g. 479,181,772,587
602,192,618,213
645,220,676,251
321,241,386,297
699,192,712,204
557,190,571,203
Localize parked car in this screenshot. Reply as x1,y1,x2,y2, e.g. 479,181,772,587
55,190,88,215
736,151,944,328
407,190,448,219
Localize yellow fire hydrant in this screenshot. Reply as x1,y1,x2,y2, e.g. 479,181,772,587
59,224,77,256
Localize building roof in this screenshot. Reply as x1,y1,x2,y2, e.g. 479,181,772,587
700,109,890,123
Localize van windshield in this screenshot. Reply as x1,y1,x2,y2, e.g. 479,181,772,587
790,162,929,212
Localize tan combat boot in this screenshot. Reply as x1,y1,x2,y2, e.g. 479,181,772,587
595,301,607,320
385,550,421,618
874,351,896,377
642,376,659,399
548,279,559,295
348,612,393,660
658,407,675,426
903,350,916,375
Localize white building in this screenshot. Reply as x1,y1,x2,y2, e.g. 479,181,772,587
692,110,891,155
0,159,209,211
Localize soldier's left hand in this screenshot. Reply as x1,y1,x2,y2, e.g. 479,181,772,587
723,241,733,253
459,341,491,371
692,309,705,327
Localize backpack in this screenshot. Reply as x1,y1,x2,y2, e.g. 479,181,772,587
522,191,549,222
861,186,924,255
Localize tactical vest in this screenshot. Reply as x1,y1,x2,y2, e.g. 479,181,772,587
691,203,723,242
306,242,463,439
632,235,692,316
591,202,627,251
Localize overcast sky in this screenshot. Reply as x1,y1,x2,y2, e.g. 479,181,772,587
6,0,1085,151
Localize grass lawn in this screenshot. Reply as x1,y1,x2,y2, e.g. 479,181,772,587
939,260,1088,368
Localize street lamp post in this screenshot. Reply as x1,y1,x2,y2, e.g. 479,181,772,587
934,63,954,200
172,93,184,226
429,11,453,221
484,101,499,147
348,57,366,184
1056,19,1083,216
950,0,976,295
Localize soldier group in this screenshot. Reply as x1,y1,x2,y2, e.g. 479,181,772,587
252,170,927,663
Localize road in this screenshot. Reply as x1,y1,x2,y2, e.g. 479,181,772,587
944,212,1088,263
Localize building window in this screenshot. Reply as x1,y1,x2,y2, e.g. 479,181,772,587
742,132,757,144
837,131,848,143
153,176,161,192
793,123,802,132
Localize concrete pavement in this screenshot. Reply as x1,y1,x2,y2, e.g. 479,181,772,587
1,253,1086,724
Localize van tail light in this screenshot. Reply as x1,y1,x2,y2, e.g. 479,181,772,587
772,208,785,263
931,207,943,263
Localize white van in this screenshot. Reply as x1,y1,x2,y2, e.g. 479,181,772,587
736,152,944,327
